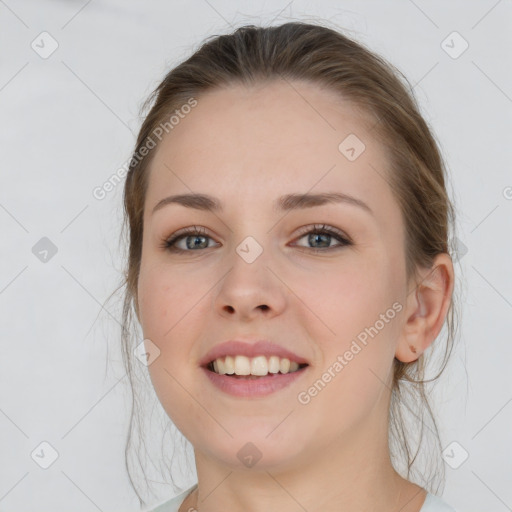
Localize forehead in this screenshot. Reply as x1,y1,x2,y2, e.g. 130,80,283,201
145,79,398,224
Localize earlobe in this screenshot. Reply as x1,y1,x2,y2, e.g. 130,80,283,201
395,254,454,363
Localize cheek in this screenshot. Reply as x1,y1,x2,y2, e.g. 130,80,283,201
292,259,393,341
137,265,204,431
300,281,399,436
138,262,196,337
137,257,214,338
298,260,400,392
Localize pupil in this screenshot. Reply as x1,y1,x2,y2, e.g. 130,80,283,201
310,233,329,248
187,235,207,249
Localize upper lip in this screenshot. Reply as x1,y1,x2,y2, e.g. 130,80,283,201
199,339,310,367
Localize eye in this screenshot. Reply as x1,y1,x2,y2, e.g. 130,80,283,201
160,223,352,254
291,224,352,253
160,226,218,253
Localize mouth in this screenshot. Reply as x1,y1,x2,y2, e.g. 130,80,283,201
204,355,309,379
198,340,311,396
201,356,310,398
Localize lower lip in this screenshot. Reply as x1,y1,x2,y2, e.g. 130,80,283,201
201,366,309,398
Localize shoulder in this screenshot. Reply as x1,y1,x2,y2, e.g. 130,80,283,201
420,492,459,512
146,484,198,512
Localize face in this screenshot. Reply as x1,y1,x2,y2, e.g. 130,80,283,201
137,80,409,471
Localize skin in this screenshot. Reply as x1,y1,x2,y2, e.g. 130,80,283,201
136,79,454,512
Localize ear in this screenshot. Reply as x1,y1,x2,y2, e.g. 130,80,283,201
395,253,454,363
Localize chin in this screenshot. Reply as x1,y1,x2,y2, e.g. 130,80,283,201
195,431,306,472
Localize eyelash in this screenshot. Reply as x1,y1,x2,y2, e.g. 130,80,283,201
160,224,352,254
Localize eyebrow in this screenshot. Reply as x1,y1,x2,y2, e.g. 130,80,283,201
151,192,373,216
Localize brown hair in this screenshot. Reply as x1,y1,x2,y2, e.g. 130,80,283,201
114,20,461,507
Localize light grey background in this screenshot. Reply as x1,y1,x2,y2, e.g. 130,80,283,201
1,1,511,511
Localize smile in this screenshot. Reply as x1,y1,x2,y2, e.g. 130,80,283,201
208,354,308,376
202,357,310,398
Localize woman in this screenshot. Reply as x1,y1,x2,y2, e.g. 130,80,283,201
120,21,460,512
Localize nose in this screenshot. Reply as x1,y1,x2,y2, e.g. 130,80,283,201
211,246,287,321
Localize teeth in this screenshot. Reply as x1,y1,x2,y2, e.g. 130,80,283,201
224,355,235,374
280,358,290,374
268,355,280,374
251,355,268,376
235,355,251,375
210,355,303,376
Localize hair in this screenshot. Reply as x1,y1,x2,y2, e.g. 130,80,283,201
111,20,462,508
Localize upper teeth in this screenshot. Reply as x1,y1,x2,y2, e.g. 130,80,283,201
211,355,302,376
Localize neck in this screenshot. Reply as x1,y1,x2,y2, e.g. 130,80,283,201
183,402,427,512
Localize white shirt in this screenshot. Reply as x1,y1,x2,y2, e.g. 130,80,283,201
148,484,458,511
